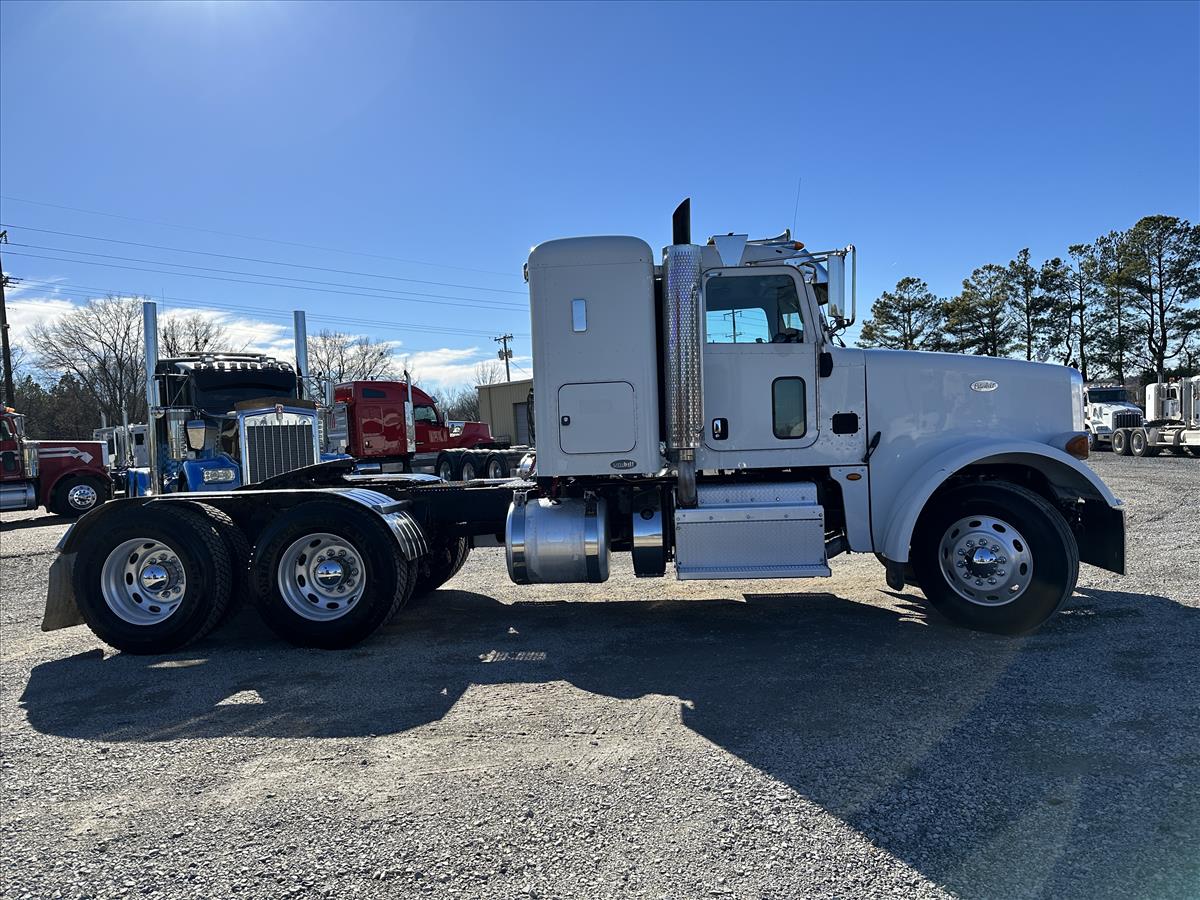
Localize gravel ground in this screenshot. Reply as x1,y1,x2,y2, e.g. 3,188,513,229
1,454,1197,900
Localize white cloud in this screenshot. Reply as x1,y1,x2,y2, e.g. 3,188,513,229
5,298,79,344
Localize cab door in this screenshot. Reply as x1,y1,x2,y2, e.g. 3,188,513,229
700,267,819,455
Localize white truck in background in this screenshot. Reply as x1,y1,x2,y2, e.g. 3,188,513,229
1109,376,1200,457
1083,384,1144,451
41,200,1127,655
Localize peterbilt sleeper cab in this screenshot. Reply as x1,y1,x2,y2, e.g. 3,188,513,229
43,200,1125,654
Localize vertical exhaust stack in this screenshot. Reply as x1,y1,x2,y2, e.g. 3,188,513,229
293,310,309,399
663,199,703,508
142,301,160,495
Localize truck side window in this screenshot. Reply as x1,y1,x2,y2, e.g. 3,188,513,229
414,405,438,424
363,388,387,399
772,377,807,439
705,274,804,344
0,420,11,441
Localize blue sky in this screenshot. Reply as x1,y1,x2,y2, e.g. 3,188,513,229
2,0,1197,389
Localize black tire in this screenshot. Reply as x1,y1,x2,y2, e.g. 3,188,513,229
72,503,232,654
1111,429,1131,456
50,474,108,518
435,452,461,482
911,482,1078,635
484,453,509,479
1185,446,1200,458
250,501,413,648
1130,428,1155,457
179,502,252,626
459,452,482,482
412,535,470,599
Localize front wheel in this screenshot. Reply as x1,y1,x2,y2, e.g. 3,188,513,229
910,482,1078,635
250,501,412,648
51,474,108,517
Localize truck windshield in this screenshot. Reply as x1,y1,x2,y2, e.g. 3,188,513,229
1088,388,1129,403
191,371,297,415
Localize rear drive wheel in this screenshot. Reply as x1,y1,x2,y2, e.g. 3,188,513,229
412,535,470,599
484,453,509,479
72,504,231,653
250,501,412,648
459,453,481,481
1185,446,1200,458
181,502,252,626
1130,428,1152,457
51,474,108,518
911,482,1078,635
435,452,460,482
1111,429,1131,456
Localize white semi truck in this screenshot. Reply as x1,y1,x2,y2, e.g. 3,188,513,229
1109,376,1200,457
42,201,1126,654
1083,384,1144,450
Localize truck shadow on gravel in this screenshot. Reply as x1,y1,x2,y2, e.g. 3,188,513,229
20,586,1200,899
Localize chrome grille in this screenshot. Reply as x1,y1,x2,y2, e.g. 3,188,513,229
1112,411,1142,429
241,412,318,484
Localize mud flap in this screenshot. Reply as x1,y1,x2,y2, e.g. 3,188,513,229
41,552,84,631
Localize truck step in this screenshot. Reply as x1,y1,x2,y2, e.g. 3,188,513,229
674,482,830,581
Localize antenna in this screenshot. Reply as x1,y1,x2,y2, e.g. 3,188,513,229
791,176,802,239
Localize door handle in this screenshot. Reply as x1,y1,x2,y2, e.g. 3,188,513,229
712,417,728,441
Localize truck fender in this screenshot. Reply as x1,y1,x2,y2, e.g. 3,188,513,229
879,437,1121,565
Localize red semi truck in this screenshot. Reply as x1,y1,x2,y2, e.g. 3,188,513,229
1,408,114,517
328,381,529,480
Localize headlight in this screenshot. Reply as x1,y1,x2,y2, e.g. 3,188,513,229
202,468,237,484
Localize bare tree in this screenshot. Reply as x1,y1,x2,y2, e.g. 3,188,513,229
160,312,240,357
28,296,146,423
440,384,481,421
307,329,397,382
474,360,504,386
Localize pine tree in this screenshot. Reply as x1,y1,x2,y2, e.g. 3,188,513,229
942,264,1015,357
1008,248,1052,360
858,277,943,350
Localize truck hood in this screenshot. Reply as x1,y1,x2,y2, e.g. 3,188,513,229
861,349,1082,446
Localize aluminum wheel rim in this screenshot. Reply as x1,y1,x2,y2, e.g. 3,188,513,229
101,538,187,625
438,460,454,480
276,533,365,622
461,461,477,480
938,515,1033,607
486,458,504,478
67,483,98,511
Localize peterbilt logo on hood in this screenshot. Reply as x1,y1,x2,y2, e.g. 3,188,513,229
970,380,999,393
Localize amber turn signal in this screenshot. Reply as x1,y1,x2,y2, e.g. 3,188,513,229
1065,434,1090,460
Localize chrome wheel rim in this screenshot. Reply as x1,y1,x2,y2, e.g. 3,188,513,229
101,539,187,625
67,483,99,511
276,533,365,621
461,461,477,480
938,515,1033,607
486,458,503,478
437,461,453,480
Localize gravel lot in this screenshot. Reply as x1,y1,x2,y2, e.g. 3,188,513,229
1,454,1197,900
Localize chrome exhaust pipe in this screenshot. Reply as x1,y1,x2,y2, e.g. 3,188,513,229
293,310,309,398
142,301,159,495
663,200,703,508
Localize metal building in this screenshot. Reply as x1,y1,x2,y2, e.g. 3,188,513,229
476,377,534,446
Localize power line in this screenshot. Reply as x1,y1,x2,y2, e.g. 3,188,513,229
9,277,530,342
2,250,531,314
0,195,516,278
4,242,529,308
0,223,525,295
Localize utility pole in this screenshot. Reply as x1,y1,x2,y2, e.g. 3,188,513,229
494,333,513,382
0,230,15,407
